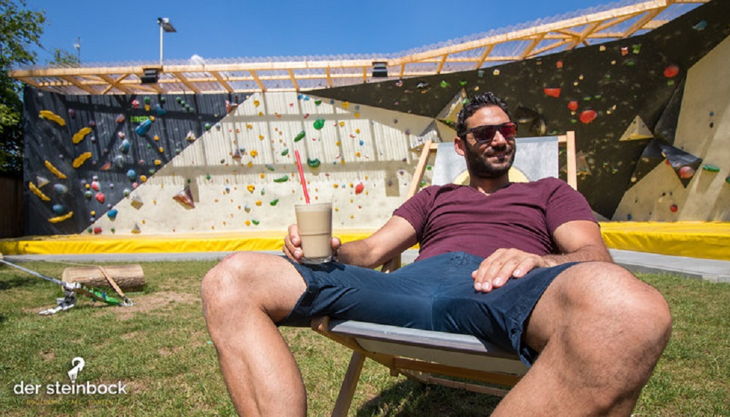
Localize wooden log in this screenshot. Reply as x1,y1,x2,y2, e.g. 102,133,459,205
62,264,145,292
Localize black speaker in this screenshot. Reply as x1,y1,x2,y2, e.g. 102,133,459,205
140,68,160,84
372,61,388,78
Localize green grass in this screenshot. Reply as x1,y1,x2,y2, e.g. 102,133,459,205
0,261,728,416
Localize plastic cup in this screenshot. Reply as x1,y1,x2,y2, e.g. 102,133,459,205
294,202,333,264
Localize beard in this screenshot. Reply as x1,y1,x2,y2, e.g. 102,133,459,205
462,139,515,179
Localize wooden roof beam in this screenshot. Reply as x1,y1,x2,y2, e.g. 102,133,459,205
528,39,572,57
210,71,233,93
622,8,664,38
399,63,406,78
288,69,299,91
519,34,546,59
325,67,333,88
59,75,97,94
475,45,495,69
171,72,200,94
436,55,448,74
249,70,266,92
98,74,132,95
569,21,602,49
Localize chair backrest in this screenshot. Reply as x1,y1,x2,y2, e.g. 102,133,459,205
431,136,567,187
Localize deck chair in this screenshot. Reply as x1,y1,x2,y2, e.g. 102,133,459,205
312,133,577,416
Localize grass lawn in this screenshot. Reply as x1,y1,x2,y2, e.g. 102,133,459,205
0,260,728,416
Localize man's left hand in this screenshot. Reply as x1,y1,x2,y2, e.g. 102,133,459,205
471,248,548,292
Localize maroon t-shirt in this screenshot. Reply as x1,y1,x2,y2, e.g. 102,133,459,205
393,177,596,261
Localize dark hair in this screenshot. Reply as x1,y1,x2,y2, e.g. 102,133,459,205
456,92,511,137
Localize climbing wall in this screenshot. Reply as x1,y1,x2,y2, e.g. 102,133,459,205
312,0,730,219
23,89,237,234
88,92,436,234
613,33,730,221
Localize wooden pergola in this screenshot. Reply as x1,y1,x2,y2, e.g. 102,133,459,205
10,0,708,95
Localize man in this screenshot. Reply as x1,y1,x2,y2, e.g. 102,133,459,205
202,92,672,416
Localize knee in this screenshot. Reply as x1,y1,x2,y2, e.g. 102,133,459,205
566,262,672,351
201,251,264,308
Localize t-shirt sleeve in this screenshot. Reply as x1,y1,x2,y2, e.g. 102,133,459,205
544,179,597,234
392,186,437,242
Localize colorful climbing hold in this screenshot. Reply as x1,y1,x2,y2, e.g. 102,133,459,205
173,186,195,209
44,160,67,179
281,149,290,156
95,193,106,204
247,185,255,193
273,175,289,183
135,119,153,136
29,182,50,201
579,110,598,124
52,204,65,215
127,169,137,181
53,183,68,194
269,199,279,206
119,139,131,153
355,183,365,195
115,114,125,124
543,88,561,98
663,65,680,78
702,164,720,172
48,211,73,223
567,100,579,112
670,204,678,213
313,119,325,130
72,152,92,168
693,20,707,31
72,127,92,144
107,209,118,220
307,158,321,168
39,110,66,126
678,166,695,179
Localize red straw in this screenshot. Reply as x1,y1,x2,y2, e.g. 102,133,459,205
294,150,311,204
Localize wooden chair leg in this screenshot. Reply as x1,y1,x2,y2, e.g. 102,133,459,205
331,351,366,417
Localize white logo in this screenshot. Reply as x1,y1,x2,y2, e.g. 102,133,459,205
12,356,127,396
67,357,85,383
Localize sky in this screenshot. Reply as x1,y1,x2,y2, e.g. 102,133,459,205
26,0,622,66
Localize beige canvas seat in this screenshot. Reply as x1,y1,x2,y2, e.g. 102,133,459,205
312,133,577,416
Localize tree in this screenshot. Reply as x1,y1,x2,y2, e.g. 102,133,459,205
0,0,45,177
48,48,79,67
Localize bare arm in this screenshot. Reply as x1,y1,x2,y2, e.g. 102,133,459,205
472,220,611,292
283,216,417,269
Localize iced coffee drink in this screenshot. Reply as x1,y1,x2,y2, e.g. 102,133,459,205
294,202,333,264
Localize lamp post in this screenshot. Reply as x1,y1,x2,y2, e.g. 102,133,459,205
157,17,176,66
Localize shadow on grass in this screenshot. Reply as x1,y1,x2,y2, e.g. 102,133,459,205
356,379,501,417
0,276,45,290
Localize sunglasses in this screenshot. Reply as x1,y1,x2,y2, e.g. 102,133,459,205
461,122,518,143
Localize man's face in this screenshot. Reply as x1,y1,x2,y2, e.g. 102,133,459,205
456,105,516,179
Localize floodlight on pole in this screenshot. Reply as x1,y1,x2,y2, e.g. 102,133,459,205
157,17,177,66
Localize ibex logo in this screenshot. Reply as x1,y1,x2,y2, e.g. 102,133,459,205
67,357,85,383
12,356,127,396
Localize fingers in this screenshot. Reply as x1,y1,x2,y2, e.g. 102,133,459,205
283,224,303,261
471,249,543,292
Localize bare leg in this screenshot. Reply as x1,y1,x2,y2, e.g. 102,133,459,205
493,262,672,417
201,252,307,417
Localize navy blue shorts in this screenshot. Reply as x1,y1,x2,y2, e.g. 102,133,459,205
279,251,577,365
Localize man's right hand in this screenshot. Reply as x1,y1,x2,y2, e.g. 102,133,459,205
283,224,341,263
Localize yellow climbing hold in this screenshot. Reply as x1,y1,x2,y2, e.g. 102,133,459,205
253,100,260,107
255,200,262,206
39,110,66,126
44,160,67,179
72,152,92,168
339,121,345,127
72,127,92,144
28,182,50,201
250,150,258,157
247,185,255,193
258,135,265,140
154,159,162,166
49,211,74,223
342,101,350,109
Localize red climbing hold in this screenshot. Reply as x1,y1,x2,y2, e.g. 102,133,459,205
579,110,598,124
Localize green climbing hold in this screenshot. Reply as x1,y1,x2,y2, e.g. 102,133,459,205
313,119,325,130
458,80,467,86
273,175,289,183
206,174,211,180
307,158,321,168
725,176,730,184
294,130,306,142
252,219,260,225
281,149,289,156
702,163,720,172
419,180,428,187
265,164,276,171
440,80,450,88
270,199,279,206
314,100,322,106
